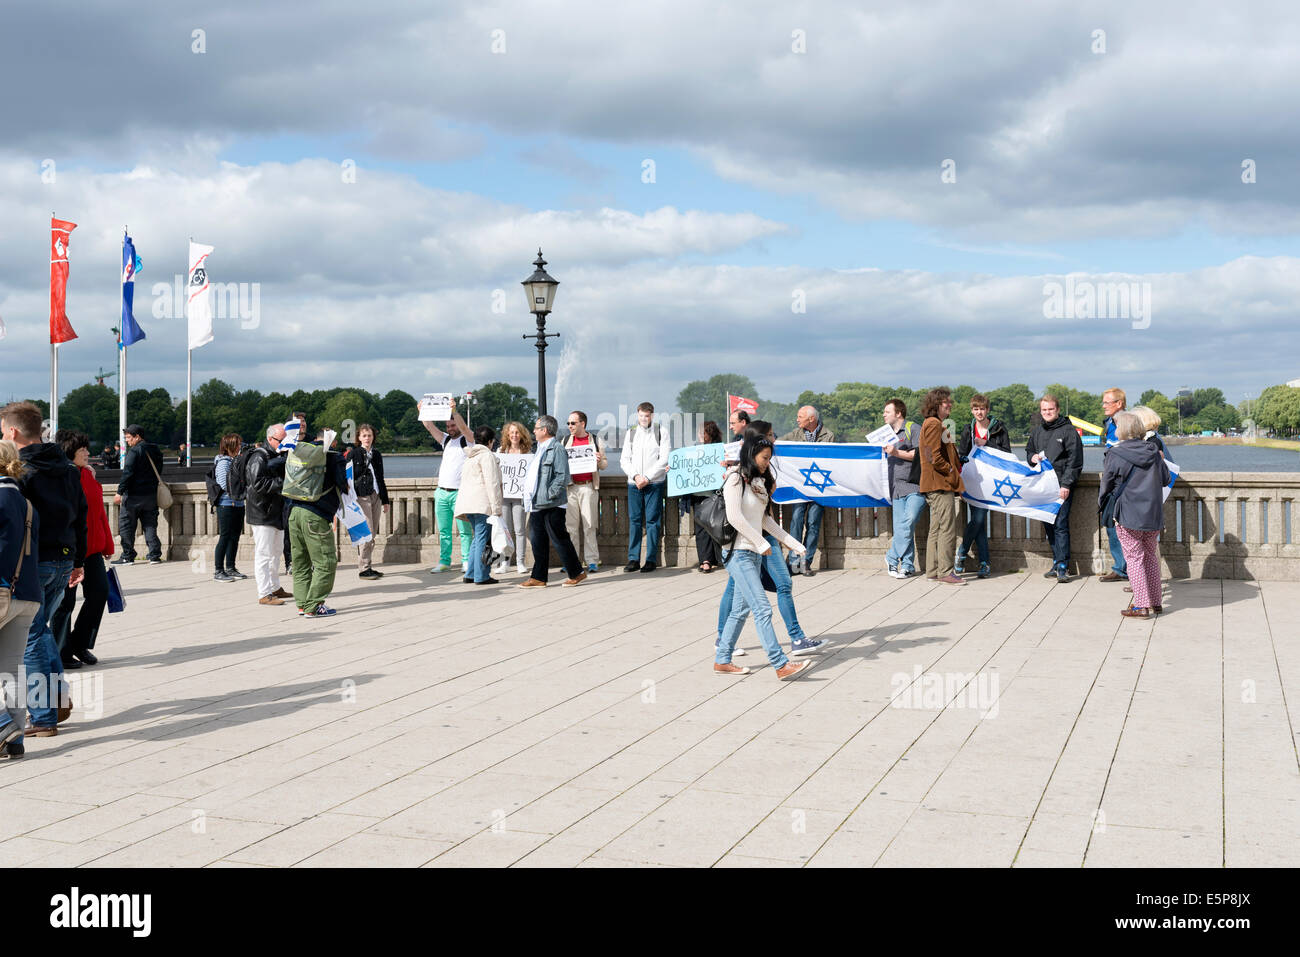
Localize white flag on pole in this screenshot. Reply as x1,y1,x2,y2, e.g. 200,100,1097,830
187,241,215,350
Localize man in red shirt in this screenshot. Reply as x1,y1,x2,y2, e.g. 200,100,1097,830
562,411,607,574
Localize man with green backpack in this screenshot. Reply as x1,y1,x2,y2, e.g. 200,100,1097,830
282,430,348,617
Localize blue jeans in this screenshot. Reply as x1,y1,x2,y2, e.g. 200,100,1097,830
886,492,926,572
25,559,72,729
716,550,789,670
716,533,805,643
466,514,491,582
1046,492,1074,569
1106,524,1127,576
626,483,665,564
959,504,990,564
788,502,824,568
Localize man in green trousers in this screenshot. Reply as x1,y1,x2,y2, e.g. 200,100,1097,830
283,430,348,617
420,398,474,575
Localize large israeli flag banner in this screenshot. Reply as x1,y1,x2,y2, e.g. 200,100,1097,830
280,418,302,451
771,442,891,508
960,446,1063,525
338,458,373,545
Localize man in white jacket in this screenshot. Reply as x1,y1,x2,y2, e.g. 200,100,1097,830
619,401,672,573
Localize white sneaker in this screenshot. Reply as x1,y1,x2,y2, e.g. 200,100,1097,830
516,563,528,574
733,647,747,657
887,566,906,579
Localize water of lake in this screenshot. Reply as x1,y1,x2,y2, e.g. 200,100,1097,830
381,444,1300,479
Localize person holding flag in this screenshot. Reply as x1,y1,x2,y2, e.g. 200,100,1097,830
1026,394,1084,582
1098,388,1129,583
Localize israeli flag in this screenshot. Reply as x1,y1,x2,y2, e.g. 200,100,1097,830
771,442,891,508
280,418,302,452
960,446,1063,525
338,459,373,545
1163,457,1180,501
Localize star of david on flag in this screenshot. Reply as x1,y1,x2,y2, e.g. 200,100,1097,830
960,446,1063,525
771,443,891,508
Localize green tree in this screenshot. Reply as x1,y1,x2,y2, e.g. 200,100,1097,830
320,390,369,443
676,374,760,420
987,383,1037,438
469,382,539,435
57,384,117,444
135,397,175,442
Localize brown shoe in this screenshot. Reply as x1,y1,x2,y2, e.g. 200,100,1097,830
24,723,57,737
57,695,73,722
1099,572,1126,583
562,571,588,587
272,587,292,599
937,573,966,585
1120,606,1151,619
714,662,751,676
775,659,816,681
517,578,547,588
259,595,285,605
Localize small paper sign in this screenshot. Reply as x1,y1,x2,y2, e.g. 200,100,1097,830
496,453,534,499
865,424,897,445
724,440,741,462
567,444,598,476
419,393,453,421
668,443,726,497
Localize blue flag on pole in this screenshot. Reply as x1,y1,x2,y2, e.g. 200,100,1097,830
121,233,145,346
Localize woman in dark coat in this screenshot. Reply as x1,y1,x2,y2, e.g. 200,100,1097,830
1099,412,1172,619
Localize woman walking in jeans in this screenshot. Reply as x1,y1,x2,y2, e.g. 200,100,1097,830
213,433,247,582
0,440,43,758
714,433,815,680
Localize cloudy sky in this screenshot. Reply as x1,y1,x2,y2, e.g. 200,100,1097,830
2,0,1298,419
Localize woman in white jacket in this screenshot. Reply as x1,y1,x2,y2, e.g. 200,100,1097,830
715,435,815,680
454,427,505,585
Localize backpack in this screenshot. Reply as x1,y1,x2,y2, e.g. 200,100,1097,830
282,442,327,502
228,447,256,502
204,463,223,512
902,422,922,485
695,474,738,550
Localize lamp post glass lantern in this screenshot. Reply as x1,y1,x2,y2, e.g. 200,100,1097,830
521,248,560,417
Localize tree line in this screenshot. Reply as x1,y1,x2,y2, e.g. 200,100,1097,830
28,380,539,452
676,374,1256,441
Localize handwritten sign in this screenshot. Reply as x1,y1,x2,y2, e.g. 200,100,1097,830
865,424,897,445
667,443,726,497
419,393,453,421
567,444,598,476
496,453,534,499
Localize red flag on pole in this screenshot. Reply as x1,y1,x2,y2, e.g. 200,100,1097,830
50,217,78,343
728,394,759,415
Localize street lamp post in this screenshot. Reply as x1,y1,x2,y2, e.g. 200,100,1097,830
521,249,560,417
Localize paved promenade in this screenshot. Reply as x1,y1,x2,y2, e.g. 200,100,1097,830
2,558,1297,868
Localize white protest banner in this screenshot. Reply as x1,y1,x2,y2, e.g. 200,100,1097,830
567,444,598,476
496,453,534,498
419,393,453,421
865,424,897,445
667,443,726,497
724,440,741,462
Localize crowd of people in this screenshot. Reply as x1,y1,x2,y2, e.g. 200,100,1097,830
0,383,1175,757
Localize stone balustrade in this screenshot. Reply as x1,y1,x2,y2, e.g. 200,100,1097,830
105,471,1300,579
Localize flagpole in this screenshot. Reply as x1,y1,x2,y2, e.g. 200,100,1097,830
119,228,127,467
50,211,58,439
186,236,192,468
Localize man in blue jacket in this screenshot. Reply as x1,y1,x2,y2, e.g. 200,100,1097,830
519,415,586,588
